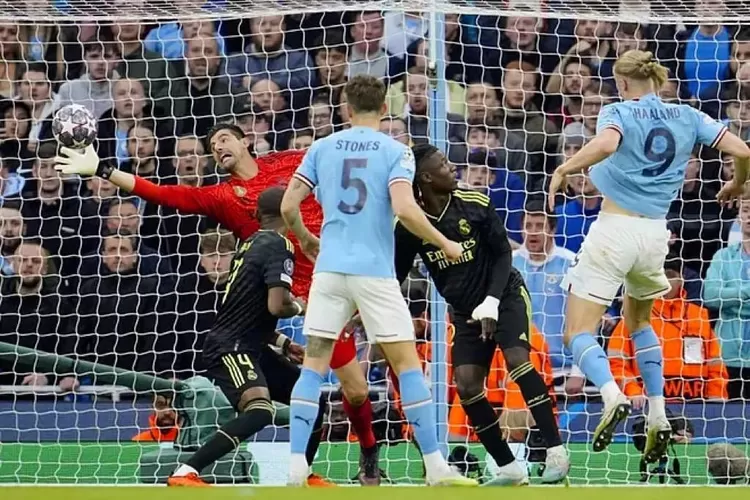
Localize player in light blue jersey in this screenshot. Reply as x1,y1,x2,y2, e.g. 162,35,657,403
280,75,474,487
548,50,750,463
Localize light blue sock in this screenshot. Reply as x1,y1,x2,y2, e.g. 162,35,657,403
399,368,439,455
570,333,615,388
631,326,664,397
289,368,324,455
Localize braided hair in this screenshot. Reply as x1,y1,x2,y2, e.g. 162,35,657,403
411,143,439,205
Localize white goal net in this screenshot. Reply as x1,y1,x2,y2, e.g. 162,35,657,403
0,0,748,487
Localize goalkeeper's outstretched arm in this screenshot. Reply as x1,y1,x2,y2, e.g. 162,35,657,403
54,145,222,217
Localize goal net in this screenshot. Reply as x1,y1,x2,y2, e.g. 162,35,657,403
0,0,748,487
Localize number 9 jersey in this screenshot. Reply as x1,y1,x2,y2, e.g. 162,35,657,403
589,93,727,219
294,126,415,279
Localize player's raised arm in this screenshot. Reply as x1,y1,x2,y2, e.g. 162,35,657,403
706,115,750,201
54,144,223,216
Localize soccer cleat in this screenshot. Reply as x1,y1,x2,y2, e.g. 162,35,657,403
427,468,480,487
643,418,672,464
541,447,570,484
307,473,336,487
592,394,632,452
357,445,381,486
483,461,529,486
166,472,210,487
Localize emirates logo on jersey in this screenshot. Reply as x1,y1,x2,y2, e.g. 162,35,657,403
233,186,247,197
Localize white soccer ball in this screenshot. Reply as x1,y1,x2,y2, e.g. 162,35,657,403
52,104,98,150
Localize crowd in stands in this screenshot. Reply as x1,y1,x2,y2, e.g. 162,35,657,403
1,4,750,442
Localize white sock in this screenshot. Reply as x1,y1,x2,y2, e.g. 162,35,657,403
547,444,566,457
648,396,667,422
600,381,622,407
173,464,198,477
496,460,524,475
288,453,309,484
422,450,450,477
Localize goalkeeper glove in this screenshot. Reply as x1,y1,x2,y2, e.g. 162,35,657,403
54,145,109,178
471,296,500,322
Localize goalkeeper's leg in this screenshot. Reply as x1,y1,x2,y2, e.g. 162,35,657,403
623,295,669,464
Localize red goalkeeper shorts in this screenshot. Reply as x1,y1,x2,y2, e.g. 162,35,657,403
329,329,358,370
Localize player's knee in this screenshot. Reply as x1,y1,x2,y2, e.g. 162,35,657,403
455,375,484,401
502,346,531,372
342,384,368,407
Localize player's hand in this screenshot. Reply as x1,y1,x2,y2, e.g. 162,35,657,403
442,240,464,262
54,145,100,176
564,375,586,396
299,233,320,263
716,180,746,207
286,342,305,364
548,169,567,211
467,296,500,341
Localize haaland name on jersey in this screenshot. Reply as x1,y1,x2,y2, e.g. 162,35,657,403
631,106,681,121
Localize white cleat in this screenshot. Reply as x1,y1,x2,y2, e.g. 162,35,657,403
643,417,672,464
593,392,632,452
483,460,529,486
542,446,570,484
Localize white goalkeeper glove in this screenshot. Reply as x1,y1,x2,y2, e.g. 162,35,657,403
471,296,500,322
54,145,101,177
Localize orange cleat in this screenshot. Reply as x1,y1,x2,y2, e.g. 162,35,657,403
306,473,335,487
167,472,210,487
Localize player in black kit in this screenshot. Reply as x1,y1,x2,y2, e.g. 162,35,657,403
394,144,569,485
168,187,329,488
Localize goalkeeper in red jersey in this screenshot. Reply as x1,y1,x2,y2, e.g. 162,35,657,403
54,124,382,485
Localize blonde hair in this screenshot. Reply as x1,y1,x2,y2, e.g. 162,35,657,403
613,50,669,90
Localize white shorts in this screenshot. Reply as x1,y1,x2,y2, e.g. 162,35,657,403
562,213,671,306
303,272,415,344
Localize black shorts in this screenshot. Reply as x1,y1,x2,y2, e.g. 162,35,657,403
451,286,532,369
206,346,301,411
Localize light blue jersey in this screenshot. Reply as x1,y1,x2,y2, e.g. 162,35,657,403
589,93,727,218
294,126,415,278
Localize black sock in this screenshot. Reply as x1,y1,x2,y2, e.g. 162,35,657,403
509,362,562,448
461,393,515,467
185,399,274,472
305,399,327,467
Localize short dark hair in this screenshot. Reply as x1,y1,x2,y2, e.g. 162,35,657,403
615,22,644,38
22,62,48,77
467,149,498,170
36,141,58,160
522,199,556,230
206,123,245,150
314,28,347,56
345,75,387,114
257,186,285,219
84,30,117,56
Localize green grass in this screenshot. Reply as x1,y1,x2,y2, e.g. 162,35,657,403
6,486,750,500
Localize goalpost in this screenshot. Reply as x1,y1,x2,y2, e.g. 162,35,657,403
0,0,748,487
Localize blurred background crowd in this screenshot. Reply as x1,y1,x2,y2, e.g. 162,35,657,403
0,1,749,443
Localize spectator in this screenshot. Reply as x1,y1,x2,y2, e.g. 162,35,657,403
173,134,210,187
545,58,592,129
121,121,167,181
610,260,728,403
18,63,59,149
75,232,175,376
0,240,75,387
144,20,226,61
598,22,648,82
84,176,118,204
554,170,601,254
465,81,500,124
111,21,177,104
313,29,348,104
383,11,426,61
0,157,24,201
464,149,524,243
226,15,317,110
0,100,33,165
387,39,466,117
19,142,99,286
721,84,750,142
97,77,174,167
347,11,391,80
402,68,464,144
289,129,314,150
0,202,23,275
0,23,25,98
379,115,411,146
546,23,609,99
492,14,557,79
173,229,236,375
512,203,577,374
57,34,120,119
704,194,750,400
244,78,294,146
562,81,617,141
171,33,234,137
307,97,335,140
497,60,559,192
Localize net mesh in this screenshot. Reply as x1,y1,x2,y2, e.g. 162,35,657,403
0,0,748,486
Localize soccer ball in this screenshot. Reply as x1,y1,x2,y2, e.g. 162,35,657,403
52,104,98,150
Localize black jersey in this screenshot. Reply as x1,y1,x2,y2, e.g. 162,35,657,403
202,230,296,364
394,189,524,315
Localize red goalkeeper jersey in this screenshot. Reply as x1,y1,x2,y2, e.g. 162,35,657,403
131,150,321,298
